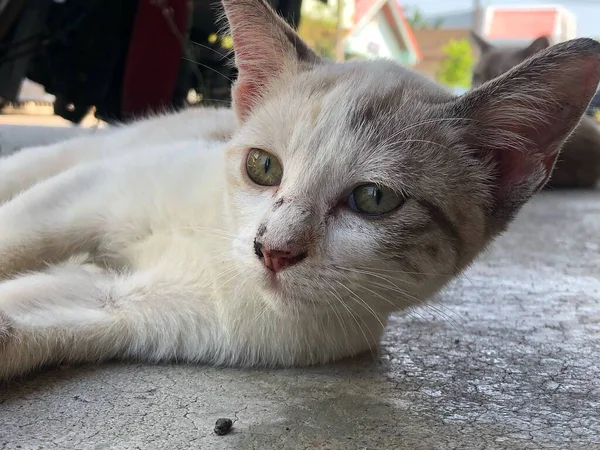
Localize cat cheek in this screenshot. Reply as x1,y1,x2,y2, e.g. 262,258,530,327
224,147,247,192
327,225,378,264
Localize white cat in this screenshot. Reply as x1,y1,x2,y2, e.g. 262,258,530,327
1,0,599,381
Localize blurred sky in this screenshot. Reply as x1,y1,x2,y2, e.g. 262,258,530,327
409,0,599,38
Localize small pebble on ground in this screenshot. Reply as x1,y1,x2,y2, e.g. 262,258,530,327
214,418,233,435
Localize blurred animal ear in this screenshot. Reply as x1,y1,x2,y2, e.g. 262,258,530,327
221,0,322,122
469,31,493,53
453,38,600,229
521,36,551,57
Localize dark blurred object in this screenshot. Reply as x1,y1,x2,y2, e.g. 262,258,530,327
0,0,303,124
53,94,90,124
0,0,51,105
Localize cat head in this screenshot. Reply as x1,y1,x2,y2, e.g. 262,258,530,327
470,32,552,86
221,0,600,318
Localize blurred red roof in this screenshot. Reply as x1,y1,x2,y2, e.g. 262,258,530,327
354,0,376,24
487,9,558,39
351,0,421,59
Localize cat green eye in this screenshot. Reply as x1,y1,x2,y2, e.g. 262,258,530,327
348,184,404,216
246,148,283,186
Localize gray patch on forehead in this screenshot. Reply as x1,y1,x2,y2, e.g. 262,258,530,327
337,68,455,146
348,87,406,132
302,60,452,107
287,61,456,159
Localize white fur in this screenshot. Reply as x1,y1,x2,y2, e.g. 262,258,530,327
0,110,388,379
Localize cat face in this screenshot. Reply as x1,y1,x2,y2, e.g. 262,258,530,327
221,0,600,315
225,62,489,312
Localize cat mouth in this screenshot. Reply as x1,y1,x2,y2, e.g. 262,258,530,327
260,261,305,292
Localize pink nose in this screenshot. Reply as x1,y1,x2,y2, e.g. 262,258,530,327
254,241,307,273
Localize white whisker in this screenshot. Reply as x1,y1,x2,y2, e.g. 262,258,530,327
333,280,386,331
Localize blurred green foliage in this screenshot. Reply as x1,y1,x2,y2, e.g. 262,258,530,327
436,38,473,88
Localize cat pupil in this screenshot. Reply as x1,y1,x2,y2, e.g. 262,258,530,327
264,156,271,173
375,188,382,205
365,186,382,205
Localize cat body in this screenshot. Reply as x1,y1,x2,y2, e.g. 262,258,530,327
1,0,600,381
470,33,600,188
0,107,236,203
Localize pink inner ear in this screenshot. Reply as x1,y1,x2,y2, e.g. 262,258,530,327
497,150,532,185
225,1,291,120
494,148,557,195
230,37,289,120
233,80,264,121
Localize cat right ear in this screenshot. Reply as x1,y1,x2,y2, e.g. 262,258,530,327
469,31,492,53
221,0,322,122
453,38,600,230
521,36,551,57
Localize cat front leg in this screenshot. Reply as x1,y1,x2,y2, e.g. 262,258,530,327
0,165,106,279
0,151,158,280
0,263,116,381
0,144,215,280
0,265,217,382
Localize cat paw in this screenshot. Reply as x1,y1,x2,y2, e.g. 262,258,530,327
0,311,30,382
0,310,15,350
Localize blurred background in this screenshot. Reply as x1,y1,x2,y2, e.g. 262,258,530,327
0,0,598,128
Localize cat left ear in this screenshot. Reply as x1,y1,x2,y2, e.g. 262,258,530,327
221,0,322,122
453,38,600,229
469,31,493,53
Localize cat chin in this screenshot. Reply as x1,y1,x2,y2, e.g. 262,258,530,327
253,269,327,308
259,269,287,292
258,269,303,295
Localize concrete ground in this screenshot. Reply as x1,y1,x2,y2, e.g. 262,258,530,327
0,119,599,449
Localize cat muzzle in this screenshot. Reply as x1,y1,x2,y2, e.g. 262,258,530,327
253,240,307,273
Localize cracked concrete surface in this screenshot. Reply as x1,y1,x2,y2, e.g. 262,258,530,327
0,126,599,448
